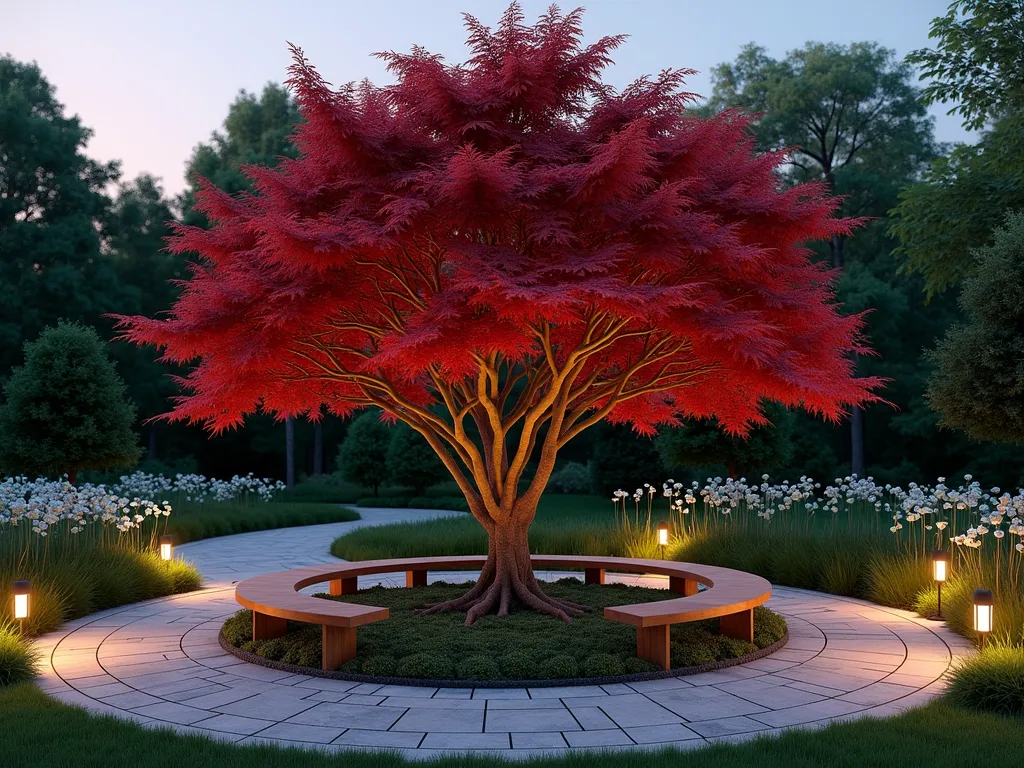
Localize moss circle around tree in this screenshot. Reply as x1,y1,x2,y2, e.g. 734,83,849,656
221,579,788,683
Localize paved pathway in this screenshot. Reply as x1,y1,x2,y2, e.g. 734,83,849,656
33,507,973,760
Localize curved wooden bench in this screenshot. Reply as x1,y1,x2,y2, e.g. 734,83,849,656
234,555,772,671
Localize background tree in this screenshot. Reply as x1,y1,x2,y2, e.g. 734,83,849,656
177,83,314,478
104,174,185,461
337,411,391,496
906,0,1024,132
0,322,140,482
588,424,665,497
893,0,1024,296
657,403,794,479
118,6,878,623
703,41,936,478
387,423,447,496
0,56,121,379
926,213,1024,443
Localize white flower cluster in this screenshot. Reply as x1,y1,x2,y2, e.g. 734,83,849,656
616,473,1024,554
113,472,286,504
0,476,171,538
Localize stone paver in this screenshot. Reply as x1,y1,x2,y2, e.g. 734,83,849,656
33,506,972,758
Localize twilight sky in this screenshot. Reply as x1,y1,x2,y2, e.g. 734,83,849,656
4,0,971,198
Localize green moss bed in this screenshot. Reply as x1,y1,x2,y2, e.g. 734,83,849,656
222,579,787,681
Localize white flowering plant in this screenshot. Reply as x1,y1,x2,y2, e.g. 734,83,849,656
615,473,1024,613
0,471,286,562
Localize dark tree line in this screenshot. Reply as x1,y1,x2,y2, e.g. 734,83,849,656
2,0,1023,487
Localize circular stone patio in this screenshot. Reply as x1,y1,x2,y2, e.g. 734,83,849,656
33,507,973,760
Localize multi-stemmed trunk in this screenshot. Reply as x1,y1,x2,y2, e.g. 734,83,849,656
417,481,593,626
417,507,591,624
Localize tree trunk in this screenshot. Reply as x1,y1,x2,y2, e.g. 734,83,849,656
147,426,157,461
725,458,740,480
312,420,323,476
417,514,591,625
67,469,77,485
829,226,866,477
285,416,295,488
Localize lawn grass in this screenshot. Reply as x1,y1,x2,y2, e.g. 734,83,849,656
221,580,786,679
166,501,360,544
331,495,617,560
1,682,1021,767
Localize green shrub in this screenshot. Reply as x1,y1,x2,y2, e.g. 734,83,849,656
456,656,500,680
0,321,141,480
362,655,398,676
222,610,252,646
623,656,659,674
337,410,391,495
717,636,757,660
582,653,625,677
547,462,592,494
282,642,321,668
396,653,453,679
0,624,38,686
536,655,579,679
671,640,716,668
257,638,288,661
499,650,536,679
386,424,447,496
946,644,1024,717
753,606,788,648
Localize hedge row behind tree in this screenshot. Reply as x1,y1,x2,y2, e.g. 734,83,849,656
657,402,795,479
0,322,140,482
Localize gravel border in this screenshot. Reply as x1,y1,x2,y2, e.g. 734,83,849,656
218,628,789,688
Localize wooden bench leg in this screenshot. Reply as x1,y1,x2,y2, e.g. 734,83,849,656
636,625,671,670
719,609,754,643
329,577,358,596
321,625,357,671
584,568,605,585
669,576,699,596
406,569,427,588
252,611,286,641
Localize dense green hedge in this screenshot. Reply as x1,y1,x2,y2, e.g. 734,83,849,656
354,496,470,512
165,501,360,543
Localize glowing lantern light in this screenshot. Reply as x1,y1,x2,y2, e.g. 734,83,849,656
973,589,993,648
657,523,669,559
931,549,950,619
13,580,30,624
159,535,174,562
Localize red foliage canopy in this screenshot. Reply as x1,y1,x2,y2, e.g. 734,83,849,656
117,5,878,485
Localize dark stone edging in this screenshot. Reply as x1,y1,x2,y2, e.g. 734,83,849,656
217,630,789,688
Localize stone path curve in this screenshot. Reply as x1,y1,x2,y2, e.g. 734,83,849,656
33,507,973,760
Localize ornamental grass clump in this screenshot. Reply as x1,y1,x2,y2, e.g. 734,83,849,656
946,643,1024,717
629,473,1024,646
0,623,38,687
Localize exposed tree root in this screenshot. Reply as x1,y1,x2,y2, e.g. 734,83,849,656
415,560,594,625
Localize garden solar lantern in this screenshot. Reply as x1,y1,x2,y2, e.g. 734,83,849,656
657,523,669,559
972,589,993,649
931,549,949,619
159,535,174,562
13,580,30,630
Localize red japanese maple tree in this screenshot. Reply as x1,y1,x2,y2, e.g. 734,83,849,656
117,5,879,624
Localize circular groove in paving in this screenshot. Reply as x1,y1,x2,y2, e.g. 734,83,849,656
33,509,974,758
